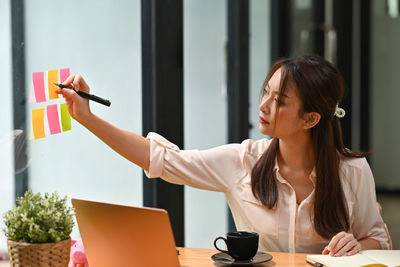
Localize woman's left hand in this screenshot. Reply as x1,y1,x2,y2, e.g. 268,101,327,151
322,231,361,256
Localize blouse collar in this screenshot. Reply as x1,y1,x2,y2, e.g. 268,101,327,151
273,159,317,186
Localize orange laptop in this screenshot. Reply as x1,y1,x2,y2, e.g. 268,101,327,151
71,198,180,267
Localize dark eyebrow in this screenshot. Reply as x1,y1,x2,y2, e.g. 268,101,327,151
266,83,290,98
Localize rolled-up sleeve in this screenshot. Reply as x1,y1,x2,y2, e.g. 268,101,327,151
144,132,248,192
352,159,392,249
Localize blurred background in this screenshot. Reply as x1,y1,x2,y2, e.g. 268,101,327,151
0,0,399,251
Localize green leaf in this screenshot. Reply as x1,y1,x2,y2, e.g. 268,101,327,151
2,191,75,243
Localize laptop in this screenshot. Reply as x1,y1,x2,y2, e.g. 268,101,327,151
71,198,180,267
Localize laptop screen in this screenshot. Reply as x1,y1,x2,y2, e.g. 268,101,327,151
72,198,180,267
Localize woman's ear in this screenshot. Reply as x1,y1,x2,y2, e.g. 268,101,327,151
303,112,321,129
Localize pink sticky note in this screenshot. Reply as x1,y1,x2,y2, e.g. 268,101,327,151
59,68,70,84
47,104,61,135
32,72,46,103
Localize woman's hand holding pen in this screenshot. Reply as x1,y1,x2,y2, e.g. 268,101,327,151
56,74,92,124
322,231,361,256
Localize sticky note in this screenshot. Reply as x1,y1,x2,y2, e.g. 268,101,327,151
47,104,61,135
59,68,70,84
31,68,73,140
60,103,71,131
32,72,46,103
47,69,59,100
32,108,46,139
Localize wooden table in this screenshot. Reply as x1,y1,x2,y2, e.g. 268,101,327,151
178,247,309,267
0,247,310,267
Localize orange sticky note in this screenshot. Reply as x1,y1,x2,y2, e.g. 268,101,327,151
32,108,46,139
48,69,59,100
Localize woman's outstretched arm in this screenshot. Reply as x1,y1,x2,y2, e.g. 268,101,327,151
56,74,150,171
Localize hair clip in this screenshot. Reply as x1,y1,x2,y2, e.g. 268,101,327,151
334,105,346,118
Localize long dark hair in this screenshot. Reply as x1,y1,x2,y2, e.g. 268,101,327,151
251,55,368,239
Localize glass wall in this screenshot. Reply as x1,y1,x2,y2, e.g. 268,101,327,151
24,0,143,239
184,0,228,248
249,0,271,140
370,0,400,190
184,0,271,248
370,0,400,249
1,0,272,250
0,0,14,252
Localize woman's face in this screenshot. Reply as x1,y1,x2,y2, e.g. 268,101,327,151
258,68,306,139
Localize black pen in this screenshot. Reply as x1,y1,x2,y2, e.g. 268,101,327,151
54,83,111,107
306,259,324,267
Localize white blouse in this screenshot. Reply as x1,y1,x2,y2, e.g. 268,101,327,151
144,132,392,253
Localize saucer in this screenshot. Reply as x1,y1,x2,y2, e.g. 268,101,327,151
211,251,272,265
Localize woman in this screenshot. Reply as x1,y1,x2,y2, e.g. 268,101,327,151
57,55,391,255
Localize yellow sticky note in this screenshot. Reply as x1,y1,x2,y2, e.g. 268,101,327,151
32,108,45,139
47,69,59,100
60,103,71,131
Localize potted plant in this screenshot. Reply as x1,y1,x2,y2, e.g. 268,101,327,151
2,191,74,267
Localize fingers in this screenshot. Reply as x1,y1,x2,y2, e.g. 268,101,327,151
346,243,362,256
72,74,90,93
56,85,79,102
334,238,358,256
62,74,76,86
325,232,361,257
54,73,92,122
61,74,90,93
326,231,346,255
332,233,353,254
